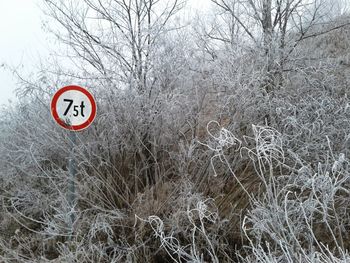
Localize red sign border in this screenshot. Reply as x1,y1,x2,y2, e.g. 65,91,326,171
51,85,97,131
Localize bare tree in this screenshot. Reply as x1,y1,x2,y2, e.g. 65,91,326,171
43,0,185,93
208,0,350,91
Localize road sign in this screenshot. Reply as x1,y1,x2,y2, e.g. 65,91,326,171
50,85,97,238
51,85,96,131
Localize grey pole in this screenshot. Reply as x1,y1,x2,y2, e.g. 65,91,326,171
68,130,76,238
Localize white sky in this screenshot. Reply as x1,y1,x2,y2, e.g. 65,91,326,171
0,0,49,106
0,0,211,107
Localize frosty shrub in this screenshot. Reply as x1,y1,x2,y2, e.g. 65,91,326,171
0,0,350,262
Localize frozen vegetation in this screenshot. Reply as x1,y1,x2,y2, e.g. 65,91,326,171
1,0,350,262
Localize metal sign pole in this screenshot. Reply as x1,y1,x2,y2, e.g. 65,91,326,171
68,130,76,238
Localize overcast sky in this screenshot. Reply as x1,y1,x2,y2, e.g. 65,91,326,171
0,0,210,107
0,0,47,106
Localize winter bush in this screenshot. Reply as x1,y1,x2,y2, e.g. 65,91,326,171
1,0,350,262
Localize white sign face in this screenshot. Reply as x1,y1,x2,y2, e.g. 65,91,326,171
56,90,92,126
51,86,96,131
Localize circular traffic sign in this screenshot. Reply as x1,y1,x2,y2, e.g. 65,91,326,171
51,85,96,131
